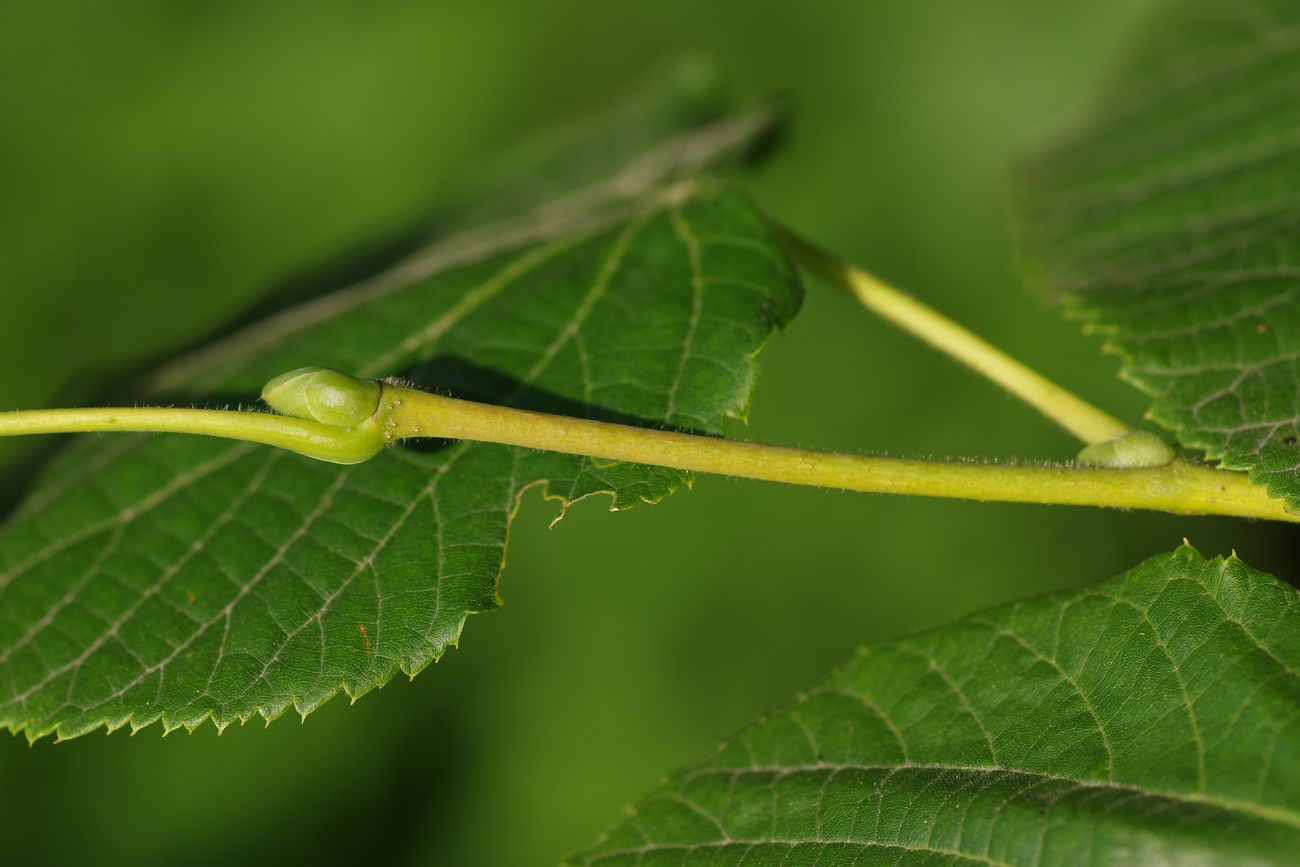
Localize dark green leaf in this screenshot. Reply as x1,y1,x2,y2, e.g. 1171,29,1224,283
1015,1,1300,508
0,109,801,741
571,546,1300,866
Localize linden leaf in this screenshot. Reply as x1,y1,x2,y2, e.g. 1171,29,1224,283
0,107,801,741
1017,1,1300,509
572,546,1300,866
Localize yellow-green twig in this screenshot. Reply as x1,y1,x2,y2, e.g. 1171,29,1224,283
783,232,1130,445
379,384,1294,523
0,406,384,465
1,369,1291,524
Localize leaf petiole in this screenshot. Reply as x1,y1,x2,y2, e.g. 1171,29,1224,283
781,230,1131,445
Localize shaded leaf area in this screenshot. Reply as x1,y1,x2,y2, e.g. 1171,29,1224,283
571,547,1300,866
1015,1,1300,509
448,57,769,231
0,166,802,739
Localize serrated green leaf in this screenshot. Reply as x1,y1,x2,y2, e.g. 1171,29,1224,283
0,108,802,741
1015,1,1300,509
570,546,1300,866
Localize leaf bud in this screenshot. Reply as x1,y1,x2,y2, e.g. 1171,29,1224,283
261,367,382,428
1077,431,1175,468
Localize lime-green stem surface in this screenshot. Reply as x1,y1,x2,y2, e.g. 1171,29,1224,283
1,382,1291,523
383,386,1296,523
0,406,383,464
784,232,1131,445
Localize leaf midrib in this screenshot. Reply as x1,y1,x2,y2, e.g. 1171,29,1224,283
152,167,716,396
677,762,1300,832
582,838,1007,867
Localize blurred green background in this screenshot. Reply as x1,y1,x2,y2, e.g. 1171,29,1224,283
2,1,1293,864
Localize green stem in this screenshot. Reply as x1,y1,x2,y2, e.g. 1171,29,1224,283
377,385,1296,523
783,231,1131,445
1,371,1291,523
0,406,384,465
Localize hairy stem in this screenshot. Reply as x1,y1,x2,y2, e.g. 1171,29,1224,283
0,406,385,465
782,231,1131,445
1,373,1291,523
379,385,1295,523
